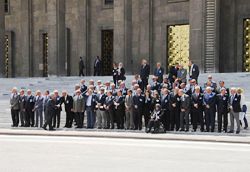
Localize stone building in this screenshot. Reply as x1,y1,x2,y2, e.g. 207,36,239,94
0,0,250,77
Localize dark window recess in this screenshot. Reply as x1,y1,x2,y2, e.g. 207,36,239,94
4,0,9,13
104,0,113,5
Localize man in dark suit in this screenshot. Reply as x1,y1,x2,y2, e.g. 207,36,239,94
168,63,179,84
133,88,145,130
228,88,241,134
19,89,26,127
203,87,216,132
79,56,85,76
114,90,125,129
140,59,150,91
34,90,44,128
191,86,204,132
61,91,74,128
161,88,170,131
43,94,57,131
178,89,190,132
104,90,115,129
154,62,164,83
216,88,229,133
10,87,20,127
188,60,199,83
169,87,180,131
94,56,102,76
52,90,62,128
80,79,88,94
25,89,35,127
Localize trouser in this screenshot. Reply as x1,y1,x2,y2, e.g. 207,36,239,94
75,112,84,128
125,109,134,129
79,69,84,76
86,107,95,128
217,110,228,132
115,108,124,129
147,120,160,132
141,78,148,91
180,111,189,131
143,107,151,127
53,111,61,128
204,108,215,131
11,109,19,127
96,109,107,128
161,109,170,131
192,108,204,131
94,69,101,76
230,110,240,132
20,110,26,126
43,113,53,130
106,109,114,129
133,108,143,130
35,109,43,128
65,111,74,128
170,108,180,131
26,110,34,127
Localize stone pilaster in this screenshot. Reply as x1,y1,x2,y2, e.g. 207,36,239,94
0,0,5,77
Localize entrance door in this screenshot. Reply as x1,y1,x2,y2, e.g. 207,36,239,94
167,24,190,72
5,35,9,78
243,19,250,72
42,33,48,77
101,30,113,76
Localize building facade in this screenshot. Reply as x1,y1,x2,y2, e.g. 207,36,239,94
0,0,250,77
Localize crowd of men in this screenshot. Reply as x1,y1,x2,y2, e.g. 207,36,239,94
10,60,248,134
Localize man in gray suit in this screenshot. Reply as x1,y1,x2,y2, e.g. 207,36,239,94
10,87,20,127
125,90,134,130
34,90,44,128
178,89,190,132
177,65,187,84
73,89,85,128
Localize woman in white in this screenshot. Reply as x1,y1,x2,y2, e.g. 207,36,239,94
237,88,248,129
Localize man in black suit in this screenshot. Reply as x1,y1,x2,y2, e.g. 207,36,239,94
133,88,145,130
168,63,179,84
61,91,74,128
79,56,85,76
188,60,200,83
25,89,35,127
114,90,125,129
140,59,150,91
154,62,164,83
104,90,115,129
169,87,180,131
216,88,229,133
228,87,241,134
161,88,170,131
94,56,102,76
191,86,204,132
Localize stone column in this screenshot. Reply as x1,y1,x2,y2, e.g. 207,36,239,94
189,0,205,73
0,0,5,77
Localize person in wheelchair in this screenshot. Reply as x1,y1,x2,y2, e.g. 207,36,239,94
146,104,162,133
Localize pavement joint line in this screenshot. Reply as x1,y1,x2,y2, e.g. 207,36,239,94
0,130,250,145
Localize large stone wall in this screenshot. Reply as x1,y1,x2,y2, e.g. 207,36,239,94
0,0,5,77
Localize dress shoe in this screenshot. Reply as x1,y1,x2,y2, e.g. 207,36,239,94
227,130,234,133
236,131,240,134
49,128,56,131
179,129,185,132
185,129,189,132
42,126,47,130
244,127,248,130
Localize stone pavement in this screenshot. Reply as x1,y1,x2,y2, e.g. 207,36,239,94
0,73,250,141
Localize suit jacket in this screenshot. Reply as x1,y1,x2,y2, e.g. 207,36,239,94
140,64,150,79
96,94,107,110
73,95,85,112
10,94,20,110
94,59,101,70
203,92,216,111
125,95,133,110
19,95,26,111
177,69,187,83
216,94,229,113
61,95,73,112
84,94,97,111
105,96,114,110
114,96,125,110
118,67,126,81
191,93,204,111
45,99,57,117
169,92,180,111
25,95,35,112
79,59,85,70
180,94,190,112
80,85,88,94
154,67,164,82
189,64,199,79
133,95,145,110
229,94,241,113
168,66,178,82
161,94,170,110
34,96,44,111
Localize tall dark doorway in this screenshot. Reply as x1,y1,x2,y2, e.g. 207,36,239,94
101,30,113,76
42,33,48,77
243,19,250,72
5,35,9,78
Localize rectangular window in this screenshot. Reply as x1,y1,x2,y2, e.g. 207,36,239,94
104,0,113,5
4,0,9,13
